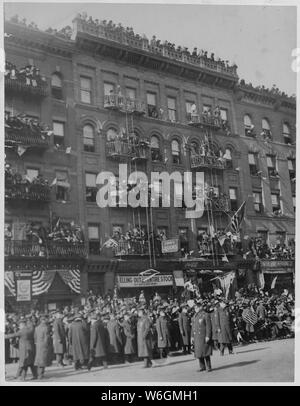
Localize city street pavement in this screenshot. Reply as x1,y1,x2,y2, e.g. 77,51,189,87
5,338,294,383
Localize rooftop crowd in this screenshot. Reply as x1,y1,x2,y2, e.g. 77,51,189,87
5,284,294,379
239,79,296,101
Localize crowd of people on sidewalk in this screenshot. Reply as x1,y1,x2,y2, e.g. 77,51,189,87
5,285,294,380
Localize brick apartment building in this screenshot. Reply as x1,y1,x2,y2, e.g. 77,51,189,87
4,15,296,311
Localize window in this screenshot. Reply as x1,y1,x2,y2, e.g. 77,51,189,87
83,124,95,152
125,87,136,100
167,97,177,122
174,181,183,207
271,193,281,213
275,231,286,245
86,173,97,202
179,227,189,254
26,168,39,181
104,82,115,96
157,227,168,239
293,196,296,213
106,128,118,141
229,187,238,211
151,135,162,161
147,92,158,118
51,73,63,99
153,179,163,207
266,155,278,177
186,101,197,120
225,148,233,169
53,121,65,148
220,108,228,121
56,170,69,201
253,192,263,213
244,114,254,136
248,153,258,175
80,76,92,104
190,141,199,156
171,140,181,164
257,230,268,244
288,159,296,181
88,224,100,255
283,123,291,144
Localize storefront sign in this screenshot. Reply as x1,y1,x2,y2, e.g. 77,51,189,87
261,260,294,269
161,239,179,253
117,274,174,288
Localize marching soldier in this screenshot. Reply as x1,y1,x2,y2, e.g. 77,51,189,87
87,312,109,370
191,301,213,372
156,309,171,359
178,305,191,354
52,310,66,367
121,313,136,363
68,314,90,370
106,313,123,363
217,299,234,355
137,307,153,368
34,316,53,379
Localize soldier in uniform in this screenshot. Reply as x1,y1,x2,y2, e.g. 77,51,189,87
106,313,123,363
217,299,234,355
191,301,213,372
52,310,66,367
87,312,109,370
68,314,90,370
5,318,37,381
178,305,191,354
137,307,153,368
34,316,53,379
121,313,136,363
156,309,171,359
209,299,220,350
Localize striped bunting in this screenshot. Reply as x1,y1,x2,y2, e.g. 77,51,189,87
32,270,56,296
4,271,16,296
59,269,81,294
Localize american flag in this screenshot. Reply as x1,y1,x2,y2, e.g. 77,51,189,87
103,238,119,248
230,201,246,234
59,269,81,294
242,307,258,325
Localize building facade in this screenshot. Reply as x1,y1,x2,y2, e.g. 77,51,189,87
4,15,296,310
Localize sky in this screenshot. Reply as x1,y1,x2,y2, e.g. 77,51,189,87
3,2,297,95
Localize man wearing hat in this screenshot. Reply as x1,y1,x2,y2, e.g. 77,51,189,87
121,313,136,363
156,309,171,359
178,305,191,354
191,301,213,372
52,310,67,367
34,316,53,379
87,312,109,370
68,313,90,370
5,319,37,380
137,307,153,368
207,300,220,351
107,313,123,364
216,299,234,355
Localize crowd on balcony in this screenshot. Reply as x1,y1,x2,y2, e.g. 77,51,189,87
73,13,237,74
5,164,50,201
5,112,52,145
107,226,167,256
5,61,47,89
246,236,295,261
4,285,294,376
239,79,295,101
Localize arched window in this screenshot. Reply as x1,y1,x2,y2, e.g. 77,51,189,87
151,135,162,162
190,141,199,156
83,124,95,152
171,140,181,164
262,118,270,130
283,122,291,144
244,114,254,137
106,128,118,141
224,148,233,169
262,118,272,140
51,73,63,99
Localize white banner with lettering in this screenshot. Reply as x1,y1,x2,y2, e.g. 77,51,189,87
117,274,174,288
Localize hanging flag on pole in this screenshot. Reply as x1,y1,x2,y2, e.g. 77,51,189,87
230,201,246,234
102,238,118,249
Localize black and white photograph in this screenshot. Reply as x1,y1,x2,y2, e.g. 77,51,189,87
1,0,299,387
